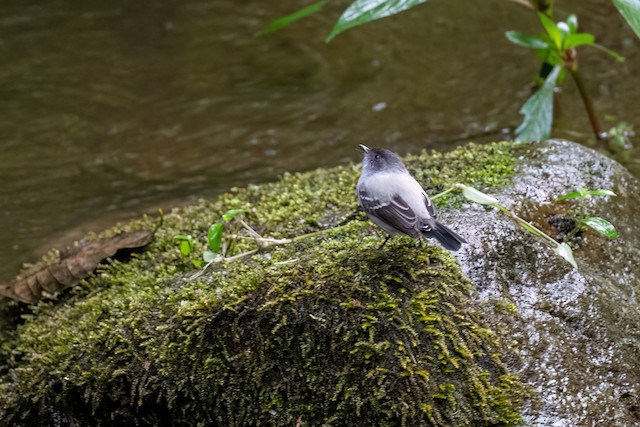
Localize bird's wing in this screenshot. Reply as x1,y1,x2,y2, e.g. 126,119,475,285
358,189,419,235
422,191,437,219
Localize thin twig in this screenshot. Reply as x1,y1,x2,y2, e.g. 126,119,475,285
189,260,215,280
224,249,259,262
239,219,263,239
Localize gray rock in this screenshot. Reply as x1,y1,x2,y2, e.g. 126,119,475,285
449,140,640,426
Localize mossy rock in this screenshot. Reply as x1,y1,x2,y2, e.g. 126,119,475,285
0,142,526,426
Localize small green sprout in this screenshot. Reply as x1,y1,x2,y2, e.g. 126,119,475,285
556,187,616,201
202,209,246,263
173,235,202,267
556,188,618,240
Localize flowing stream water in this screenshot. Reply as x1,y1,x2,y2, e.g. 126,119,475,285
1,0,638,282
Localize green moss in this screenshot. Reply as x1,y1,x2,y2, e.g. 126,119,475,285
0,142,525,426
409,141,517,206
493,298,519,314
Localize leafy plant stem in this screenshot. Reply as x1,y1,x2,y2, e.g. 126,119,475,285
563,224,582,242
430,186,456,200
569,67,605,143
491,203,558,246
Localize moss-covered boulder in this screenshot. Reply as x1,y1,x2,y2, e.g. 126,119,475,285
3,140,638,426
0,142,524,426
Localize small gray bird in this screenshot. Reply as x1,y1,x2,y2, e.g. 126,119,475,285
356,144,466,251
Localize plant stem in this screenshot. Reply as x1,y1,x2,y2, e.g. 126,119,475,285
492,203,559,247
430,186,456,200
569,68,605,142
533,0,553,15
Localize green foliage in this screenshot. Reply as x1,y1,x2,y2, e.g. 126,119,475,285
456,183,619,269
207,223,223,253
459,184,499,205
515,66,560,142
456,183,578,268
556,187,618,239
507,13,622,66
612,0,640,39
256,1,329,36
505,31,549,49
222,209,244,221
327,0,430,41
205,214,235,262
173,234,202,267
556,187,616,200
507,12,624,142
581,217,618,239
554,242,577,269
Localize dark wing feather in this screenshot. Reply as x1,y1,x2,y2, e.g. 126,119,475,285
358,190,419,237
423,193,436,219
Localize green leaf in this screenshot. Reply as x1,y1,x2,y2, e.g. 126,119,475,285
563,33,595,49
534,38,564,66
537,12,563,49
505,31,549,49
566,14,578,33
556,190,584,201
208,223,224,253
557,21,571,37
202,250,217,263
585,189,617,197
582,217,618,239
555,242,578,269
179,240,191,257
223,209,245,221
515,66,561,142
192,259,203,268
459,185,499,205
258,0,328,36
612,0,640,40
327,0,429,42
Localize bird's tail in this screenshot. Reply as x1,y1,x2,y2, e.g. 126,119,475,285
425,221,467,251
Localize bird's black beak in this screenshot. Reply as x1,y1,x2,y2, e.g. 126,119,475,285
359,144,369,153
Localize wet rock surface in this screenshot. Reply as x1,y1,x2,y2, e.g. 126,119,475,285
450,140,640,426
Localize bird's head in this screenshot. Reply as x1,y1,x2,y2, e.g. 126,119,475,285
359,145,407,175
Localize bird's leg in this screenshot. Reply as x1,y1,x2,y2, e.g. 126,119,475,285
377,235,391,250
338,207,364,226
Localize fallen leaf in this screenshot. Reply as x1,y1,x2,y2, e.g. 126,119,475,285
0,230,154,304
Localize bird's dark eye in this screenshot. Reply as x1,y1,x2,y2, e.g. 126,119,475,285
374,154,381,160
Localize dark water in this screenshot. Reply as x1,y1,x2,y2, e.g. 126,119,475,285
0,0,638,282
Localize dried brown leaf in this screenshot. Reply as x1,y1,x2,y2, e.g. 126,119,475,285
0,230,154,304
